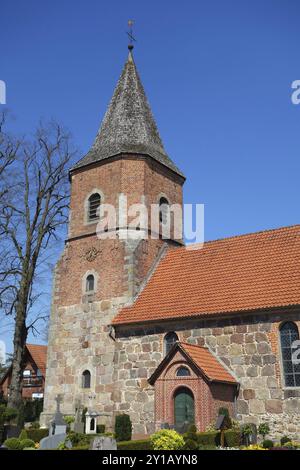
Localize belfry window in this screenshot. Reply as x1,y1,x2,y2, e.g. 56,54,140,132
176,366,191,377
280,322,300,387
86,274,95,292
159,197,169,224
164,332,178,356
82,370,91,389
88,193,101,221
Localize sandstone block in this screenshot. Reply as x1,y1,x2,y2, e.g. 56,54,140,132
265,400,283,414
249,399,265,414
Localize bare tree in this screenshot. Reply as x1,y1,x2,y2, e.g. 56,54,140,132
0,113,76,408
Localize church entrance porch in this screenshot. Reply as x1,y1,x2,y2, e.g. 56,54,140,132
148,342,238,432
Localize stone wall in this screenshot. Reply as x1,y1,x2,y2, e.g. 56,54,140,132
115,309,300,439
42,306,300,439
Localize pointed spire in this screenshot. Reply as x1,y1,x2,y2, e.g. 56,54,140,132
73,51,184,177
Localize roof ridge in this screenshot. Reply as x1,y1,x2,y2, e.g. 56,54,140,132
183,223,300,250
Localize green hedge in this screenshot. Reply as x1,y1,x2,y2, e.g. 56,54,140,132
224,430,241,447
4,437,23,450
20,439,35,449
197,431,219,447
117,439,153,450
26,428,49,442
196,430,240,448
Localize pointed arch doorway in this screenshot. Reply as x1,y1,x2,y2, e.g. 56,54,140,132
174,387,195,431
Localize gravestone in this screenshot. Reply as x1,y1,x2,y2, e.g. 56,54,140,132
90,436,117,450
39,395,70,450
49,395,67,436
40,433,71,450
73,400,84,434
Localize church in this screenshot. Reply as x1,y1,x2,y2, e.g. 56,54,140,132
41,45,300,440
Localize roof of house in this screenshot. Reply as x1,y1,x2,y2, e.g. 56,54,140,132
71,50,184,178
0,344,47,386
113,224,300,326
25,344,47,376
148,342,237,385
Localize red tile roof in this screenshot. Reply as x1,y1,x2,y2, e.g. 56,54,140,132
26,344,47,376
113,225,300,325
148,342,237,385
180,343,237,384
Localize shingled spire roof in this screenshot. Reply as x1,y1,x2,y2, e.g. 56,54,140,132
72,50,184,177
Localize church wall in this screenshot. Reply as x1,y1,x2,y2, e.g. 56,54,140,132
115,309,300,439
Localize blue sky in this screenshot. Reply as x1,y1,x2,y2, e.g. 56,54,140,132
1,0,300,351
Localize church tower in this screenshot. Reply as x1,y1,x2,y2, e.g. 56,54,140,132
41,47,185,428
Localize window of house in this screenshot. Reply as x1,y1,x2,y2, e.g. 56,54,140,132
280,322,300,387
82,370,91,389
164,332,178,356
86,274,95,292
176,366,191,377
88,193,101,221
23,370,31,377
159,197,169,224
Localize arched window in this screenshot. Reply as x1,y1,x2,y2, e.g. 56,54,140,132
86,274,95,292
164,332,178,356
176,366,191,377
280,322,300,387
159,197,169,224
88,193,101,221
82,370,91,389
90,418,95,431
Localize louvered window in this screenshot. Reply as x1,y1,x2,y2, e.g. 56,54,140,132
88,193,101,221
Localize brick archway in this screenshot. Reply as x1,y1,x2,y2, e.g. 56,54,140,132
148,342,238,432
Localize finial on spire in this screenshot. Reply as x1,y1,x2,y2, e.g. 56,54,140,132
127,20,136,51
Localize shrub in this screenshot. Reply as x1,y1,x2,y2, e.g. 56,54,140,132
23,399,43,422
1,405,18,423
224,429,241,448
117,439,153,450
19,429,28,440
197,431,219,447
262,439,274,449
183,424,198,450
150,430,185,450
64,416,75,432
187,424,197,433
115,414,132,442
67,431,89,446
4,437,22,450
281,436,292,446
20,438,35,449
96,424,105,434
30,421,40,429
241,423,257,445
26,428,48,442
258,423,270,439
71,444,89,450
184,439,198,450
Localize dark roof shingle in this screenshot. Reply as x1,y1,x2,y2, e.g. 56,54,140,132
72,51,184,178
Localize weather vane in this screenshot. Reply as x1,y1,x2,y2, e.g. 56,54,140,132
127,20,136,51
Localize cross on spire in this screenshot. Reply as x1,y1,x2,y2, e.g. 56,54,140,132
127,19,136,51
